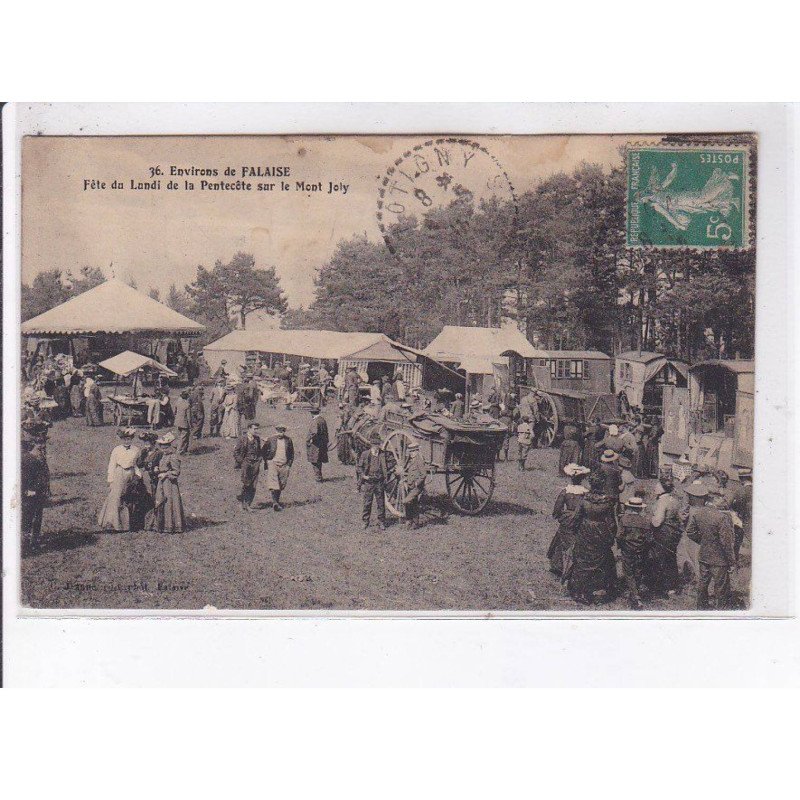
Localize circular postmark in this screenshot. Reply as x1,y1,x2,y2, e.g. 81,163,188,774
376,137,518,257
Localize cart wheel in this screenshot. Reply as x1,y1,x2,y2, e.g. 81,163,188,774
113,405,123,426
382,429,417,517
445,463,495,515
538,393,559,448
328,420,341,452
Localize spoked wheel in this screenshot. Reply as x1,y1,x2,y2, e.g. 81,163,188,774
537,393,559,448
329,419,341,452
445,463,495,515
382,429,417,517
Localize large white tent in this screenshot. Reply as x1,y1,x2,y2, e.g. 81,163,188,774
423,325,539,396
202,329,391,374
22,279,205,336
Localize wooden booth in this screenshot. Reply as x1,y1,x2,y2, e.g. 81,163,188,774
660,359,754,474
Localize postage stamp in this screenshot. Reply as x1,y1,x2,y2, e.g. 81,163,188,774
626,143,752,249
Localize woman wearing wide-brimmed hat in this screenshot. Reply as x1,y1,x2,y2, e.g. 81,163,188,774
548,463,590,580
98,428,141,531
149,432,185,533
567,471,617,604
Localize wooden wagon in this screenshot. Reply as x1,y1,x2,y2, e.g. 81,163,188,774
518,385,618,447
107,394,150,426
341,404,507,516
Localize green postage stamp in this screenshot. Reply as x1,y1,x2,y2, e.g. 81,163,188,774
626,143,751,249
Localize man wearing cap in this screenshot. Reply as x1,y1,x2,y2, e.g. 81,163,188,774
516,414,534,471
450,393,465,419
357,432,388,529
212,359,229,383
306,406,329,482
174,389,192,454
617,494,652,609
262,424,294,510
726,468,752,561
234,422,262,511
602,423,625,455
343,366,359,406
189,383,205,440
558,427,582,476
599,449,622,505
685,483,737,609
403,440,427,529
649,475,683,596
618,455,637,504
208,379,226,437
235,378,251,431
21,433,49,548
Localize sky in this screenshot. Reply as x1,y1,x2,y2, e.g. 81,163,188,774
22,134,628,319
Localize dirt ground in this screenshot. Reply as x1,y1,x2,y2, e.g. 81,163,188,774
20,404,751,612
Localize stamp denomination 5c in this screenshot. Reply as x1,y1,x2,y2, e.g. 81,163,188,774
627,143,752,249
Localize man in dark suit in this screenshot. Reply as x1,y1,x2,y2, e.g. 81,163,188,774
233,422,262,510
356,432,388,529
189,383,205,439
685,483,737,609
306,406,329,482
262,424,294,510
21,433,49,548
173,390,192,454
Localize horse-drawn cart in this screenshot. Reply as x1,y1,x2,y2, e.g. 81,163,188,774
341,404,507,516
519,386,618,447
107,395,150,427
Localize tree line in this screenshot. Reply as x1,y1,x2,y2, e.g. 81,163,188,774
282,161,755,362
22,158,755,362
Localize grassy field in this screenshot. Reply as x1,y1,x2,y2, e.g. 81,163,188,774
20,404,751,612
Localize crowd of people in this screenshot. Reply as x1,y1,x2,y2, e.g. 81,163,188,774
546,452,752,610
20,356,753,611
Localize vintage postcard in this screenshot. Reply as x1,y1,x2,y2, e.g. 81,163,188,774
13,126,764,614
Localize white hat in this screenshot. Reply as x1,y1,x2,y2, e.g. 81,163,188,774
563,463,590,477
157,432,176,445
608,424,619,436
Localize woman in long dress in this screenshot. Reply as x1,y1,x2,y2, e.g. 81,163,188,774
567,471,618,604
220,389,240,439
132,431,161,530
150,432,185,533
69,372,84,417
547,463,590,581
97,428,141,531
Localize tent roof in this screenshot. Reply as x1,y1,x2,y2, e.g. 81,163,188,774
691,359,755,375
535,349,611,360
21,279,205,336
99,350,178,378
204,328,389,361
344,339,419,363
424,325,539,368
618,350,669,364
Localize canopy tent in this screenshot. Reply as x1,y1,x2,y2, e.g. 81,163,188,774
202,329,390,374
616,350,689,409
98,350,177,399
99,351,178,378
424,325,539,399
21,279,205,336
424,325,539,373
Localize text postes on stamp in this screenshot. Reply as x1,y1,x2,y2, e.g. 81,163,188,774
626,143,751,249
377,137,517,256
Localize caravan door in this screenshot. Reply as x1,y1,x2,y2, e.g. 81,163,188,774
661,385,690,460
